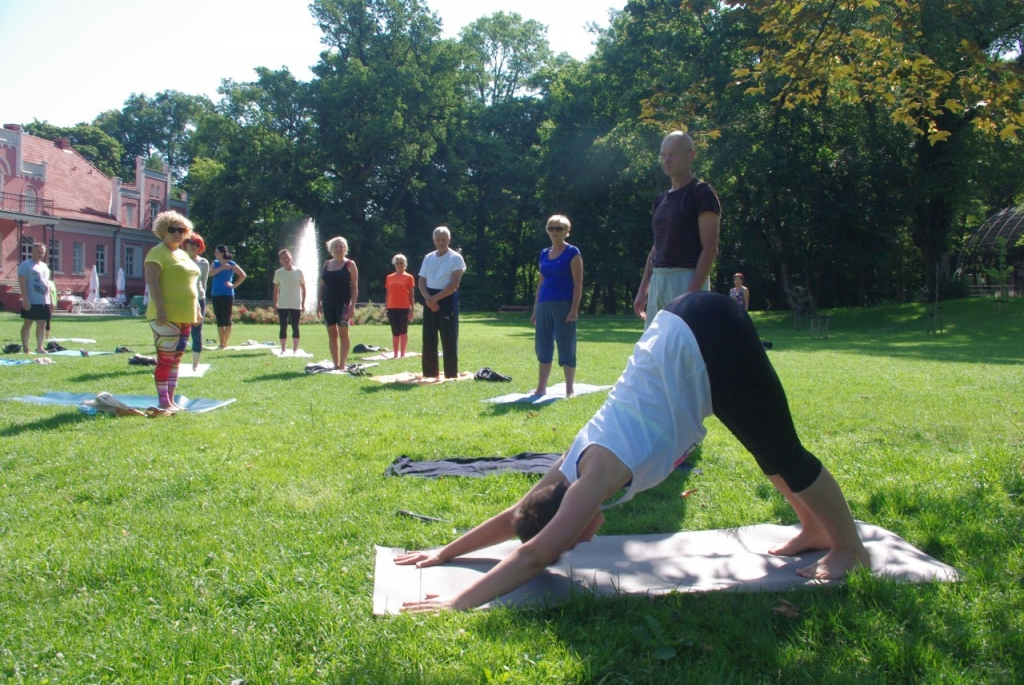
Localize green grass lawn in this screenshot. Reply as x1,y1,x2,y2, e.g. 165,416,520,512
1,298,1022,684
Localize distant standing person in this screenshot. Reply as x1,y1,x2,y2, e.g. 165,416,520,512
385,254,416,359
730,273,750,311
318,236,358,370
144,211,201,412
273,249,306,354
209,245,246,349
634,131,721,328
418,227,466,379
183,233,209,370
18,242,51,354
531,215,583,397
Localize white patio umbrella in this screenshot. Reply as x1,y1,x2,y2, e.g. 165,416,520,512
86,265,100,302
116,267,126,302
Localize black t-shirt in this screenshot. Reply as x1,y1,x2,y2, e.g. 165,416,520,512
651,179,721,269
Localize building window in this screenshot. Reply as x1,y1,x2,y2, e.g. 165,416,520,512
124,204,135,228
48,239,61,273
150,202,159,222
124,246,143,278
24,186,38,214
96,244,107,276
73,242,85,274
21,236,34,262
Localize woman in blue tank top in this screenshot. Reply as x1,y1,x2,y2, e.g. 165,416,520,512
530,215,583,397
209,245,246,349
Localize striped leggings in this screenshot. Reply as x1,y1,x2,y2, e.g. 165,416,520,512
534,299,577,368
150,321,192,406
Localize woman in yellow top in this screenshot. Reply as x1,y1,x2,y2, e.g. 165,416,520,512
145,211,202,411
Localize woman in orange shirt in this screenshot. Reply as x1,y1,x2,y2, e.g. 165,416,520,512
385,254,416,358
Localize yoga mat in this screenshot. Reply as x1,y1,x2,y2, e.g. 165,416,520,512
0,359,34,366
385,452,560,478
47,337,97,344
360,351,422,361
484,383,613,406
373,522,960,614
44,350,114,357
176,364,211,378
5,391,236,413
370,371,473,385
272,349,314,358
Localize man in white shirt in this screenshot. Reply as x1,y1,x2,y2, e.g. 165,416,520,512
418,227,466,378
18,242,52,354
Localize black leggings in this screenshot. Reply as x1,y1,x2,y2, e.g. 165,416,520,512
278,309,300,339
211,295,234,328
665,292,823,493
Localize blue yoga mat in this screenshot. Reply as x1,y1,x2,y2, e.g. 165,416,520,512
483,383,612,406
6,392,236,413
0,359,33,366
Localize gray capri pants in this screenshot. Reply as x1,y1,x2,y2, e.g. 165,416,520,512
534,299,577,368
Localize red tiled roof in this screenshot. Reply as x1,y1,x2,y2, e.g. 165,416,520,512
19,133,119,226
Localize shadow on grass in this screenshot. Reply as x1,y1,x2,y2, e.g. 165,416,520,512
70,370,139,383
0,411,86,437
242,371,304,383
359,382,418,394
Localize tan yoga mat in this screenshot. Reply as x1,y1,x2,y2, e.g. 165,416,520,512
373,522,959,614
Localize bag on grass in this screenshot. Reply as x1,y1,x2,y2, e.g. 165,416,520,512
475,367,512,382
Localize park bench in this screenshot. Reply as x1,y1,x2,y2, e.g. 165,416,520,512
809,314,831,339
498,304,530,314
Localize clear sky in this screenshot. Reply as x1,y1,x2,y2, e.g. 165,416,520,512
1,0,621,128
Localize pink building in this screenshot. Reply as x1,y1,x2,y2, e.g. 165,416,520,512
0,124,189,311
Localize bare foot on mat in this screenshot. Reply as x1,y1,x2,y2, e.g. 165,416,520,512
797,548,870,579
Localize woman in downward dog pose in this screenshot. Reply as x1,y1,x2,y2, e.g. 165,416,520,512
397,292,869,612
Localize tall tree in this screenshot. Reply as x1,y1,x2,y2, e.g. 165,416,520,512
184,70,317,297
729,0,1024,284
460,12,553,106
94,91,214,181
307,0,467,294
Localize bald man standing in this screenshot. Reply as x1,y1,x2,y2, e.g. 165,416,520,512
634,131,721,328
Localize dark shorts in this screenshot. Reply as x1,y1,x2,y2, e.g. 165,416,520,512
387,308,410,336
20,304,50,321
211,296,234,327
323,303,351,327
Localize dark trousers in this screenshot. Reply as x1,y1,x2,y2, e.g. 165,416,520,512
422,288,459,378
666,292,823,493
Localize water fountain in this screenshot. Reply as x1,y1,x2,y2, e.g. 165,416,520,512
292,218,320,314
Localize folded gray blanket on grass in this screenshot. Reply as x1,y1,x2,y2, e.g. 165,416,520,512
385,452,560,478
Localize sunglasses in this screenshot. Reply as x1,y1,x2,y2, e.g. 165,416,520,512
546,225,566,231
167,226,187,235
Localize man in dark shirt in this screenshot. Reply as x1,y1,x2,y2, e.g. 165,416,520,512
633,131,721,328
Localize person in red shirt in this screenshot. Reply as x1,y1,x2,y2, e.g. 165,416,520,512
385,254,416,358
